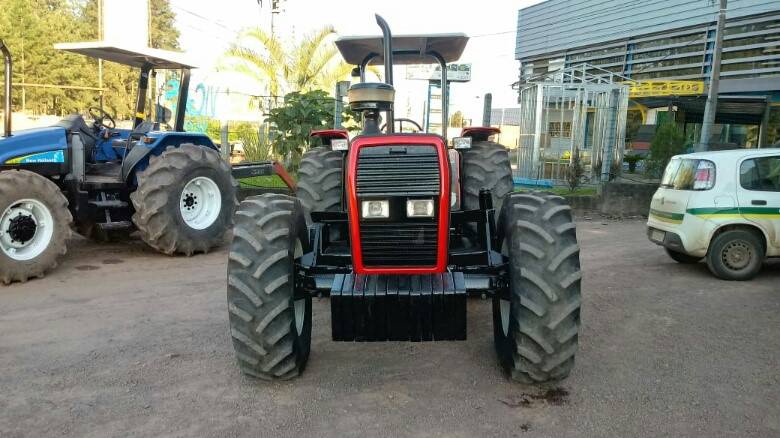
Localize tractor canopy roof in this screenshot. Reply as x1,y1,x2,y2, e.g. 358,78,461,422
53,42,197,70
335,33,469,65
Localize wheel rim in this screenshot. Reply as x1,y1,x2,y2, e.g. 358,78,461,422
179,176,221,230
500,299,510,336
0,199,55,261
293,238,305,336
721,240,753,271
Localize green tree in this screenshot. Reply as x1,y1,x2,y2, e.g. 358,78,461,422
449,110,464,128
266,90,335,170
223,25,353,97
149,0,180,50
0,0,180,119
647,119,687,177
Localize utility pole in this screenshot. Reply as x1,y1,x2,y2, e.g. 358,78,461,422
20,16,25,111
98,0,104,110
697,0,727,152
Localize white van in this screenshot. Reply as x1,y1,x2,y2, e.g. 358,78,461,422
647,148,780,280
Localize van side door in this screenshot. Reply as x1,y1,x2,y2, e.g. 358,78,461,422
736,154,780,254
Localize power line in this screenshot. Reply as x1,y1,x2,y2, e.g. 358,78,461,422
170,4,240,37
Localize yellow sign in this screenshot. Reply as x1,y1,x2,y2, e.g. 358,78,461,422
628,80,705,98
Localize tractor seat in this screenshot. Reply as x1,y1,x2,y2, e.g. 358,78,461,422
55,114,98,153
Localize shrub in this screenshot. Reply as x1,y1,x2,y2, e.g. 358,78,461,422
624,153,642,173
646,120,686,177
567,149,585,192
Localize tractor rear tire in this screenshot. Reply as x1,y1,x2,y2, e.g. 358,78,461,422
461,140,513,214
130,144,238,256
493,191,582,383
296,147,343,215
0,170,72,284
227,193,312,380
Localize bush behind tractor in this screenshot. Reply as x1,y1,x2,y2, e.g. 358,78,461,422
0,41,240,284
227,15,583,383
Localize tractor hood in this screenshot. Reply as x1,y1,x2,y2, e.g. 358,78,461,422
0,126,68,164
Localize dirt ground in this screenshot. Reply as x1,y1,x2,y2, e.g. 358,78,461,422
1,219,778,438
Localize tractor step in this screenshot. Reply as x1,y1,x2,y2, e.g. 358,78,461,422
97,220,132,231
88,199,128,209
330,272,467,342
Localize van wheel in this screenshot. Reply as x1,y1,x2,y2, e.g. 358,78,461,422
706,229,764,281
665,248,702,264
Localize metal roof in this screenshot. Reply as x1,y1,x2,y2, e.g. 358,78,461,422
335,34,469,65
53,42,197,69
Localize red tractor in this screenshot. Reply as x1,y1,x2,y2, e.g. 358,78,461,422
226,16,582,383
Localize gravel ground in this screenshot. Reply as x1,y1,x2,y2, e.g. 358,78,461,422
1,219,778,438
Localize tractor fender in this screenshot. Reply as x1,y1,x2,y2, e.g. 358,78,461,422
122,132,218,185
310,129,348,147
460,126,500,142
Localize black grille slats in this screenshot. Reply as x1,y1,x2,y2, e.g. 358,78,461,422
360,223,438,266
356,147,440,196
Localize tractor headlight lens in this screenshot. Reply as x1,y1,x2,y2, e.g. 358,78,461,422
331,138,349,151
406,199,434,218
361,200,389,219
452,136,472,149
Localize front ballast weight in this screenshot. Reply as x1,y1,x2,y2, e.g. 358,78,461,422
331,272,467,342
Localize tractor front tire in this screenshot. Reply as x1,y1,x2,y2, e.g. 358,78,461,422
461,140,514,214
0,170,72,284
296,147,343,215
227,193,312,380
493,192,582,383
131,144,238,255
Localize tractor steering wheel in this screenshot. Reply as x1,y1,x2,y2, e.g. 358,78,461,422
381,118,423,133
88,106,116,130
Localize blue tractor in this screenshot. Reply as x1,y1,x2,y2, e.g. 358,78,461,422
0,41,238,284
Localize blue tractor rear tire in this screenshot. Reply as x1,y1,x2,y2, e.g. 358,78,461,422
130,144,238,256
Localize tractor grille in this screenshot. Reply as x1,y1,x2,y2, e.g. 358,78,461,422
360,222,439,266
356,146,440,196
356,145,441,267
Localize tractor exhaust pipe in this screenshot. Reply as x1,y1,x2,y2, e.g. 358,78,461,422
374,14,394,132
375,14,393,85
0,40,11,137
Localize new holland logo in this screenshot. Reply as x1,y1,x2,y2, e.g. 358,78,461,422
5,150,65,164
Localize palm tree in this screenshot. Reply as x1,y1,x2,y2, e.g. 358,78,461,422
223,25,354,97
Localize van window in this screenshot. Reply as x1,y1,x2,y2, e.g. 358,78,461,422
740,156,780,192
661,158,715,190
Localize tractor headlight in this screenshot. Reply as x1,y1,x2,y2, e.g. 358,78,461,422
361,200,389,219
406,199,434,218
452,136,472,149
331,138,349,151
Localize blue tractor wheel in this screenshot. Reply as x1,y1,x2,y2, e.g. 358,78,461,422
130,144,238,256
0,170,73,283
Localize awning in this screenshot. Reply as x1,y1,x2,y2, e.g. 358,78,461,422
633,95,768,125
54,42,197,69
335,33,469,65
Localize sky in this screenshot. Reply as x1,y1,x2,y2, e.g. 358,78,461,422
169,0,544,123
